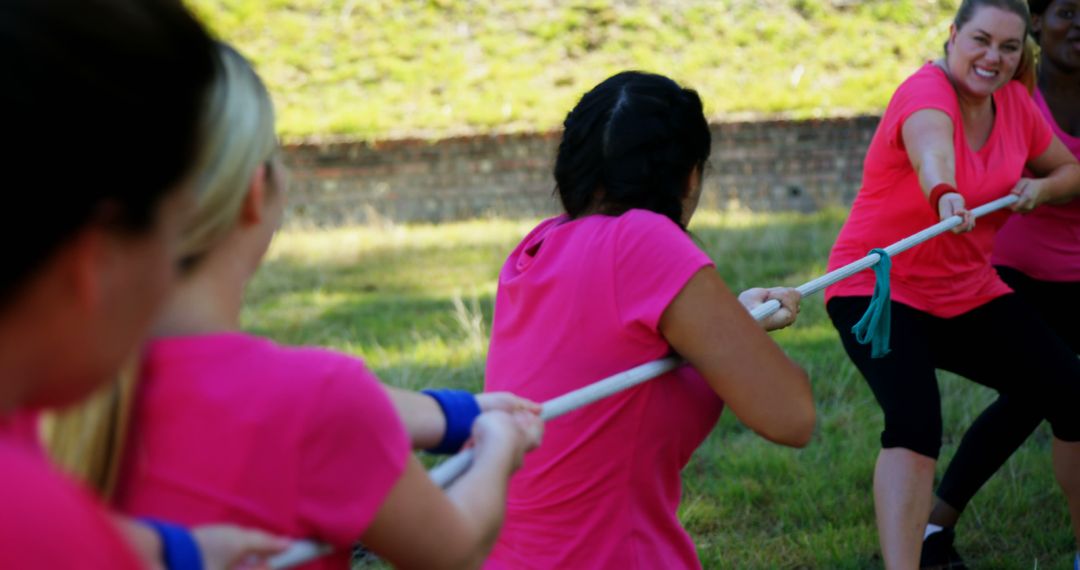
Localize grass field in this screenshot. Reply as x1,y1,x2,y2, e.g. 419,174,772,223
243,209,1073,568
188,0,959,141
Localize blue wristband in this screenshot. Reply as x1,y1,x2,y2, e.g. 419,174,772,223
139,518,203,570
421,389,481,454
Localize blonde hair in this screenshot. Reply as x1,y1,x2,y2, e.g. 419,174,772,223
41,362,139,497
44,42,278,498
181,42,279,270
1014,34,1039,93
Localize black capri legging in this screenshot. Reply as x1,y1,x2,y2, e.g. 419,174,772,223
827,293,1080,460
935,267,1080,511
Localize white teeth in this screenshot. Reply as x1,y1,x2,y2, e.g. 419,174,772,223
975,67,997,78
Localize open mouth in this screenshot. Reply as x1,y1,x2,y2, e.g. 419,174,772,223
973,66,998,79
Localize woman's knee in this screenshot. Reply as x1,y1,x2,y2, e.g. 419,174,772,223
881,413,943,459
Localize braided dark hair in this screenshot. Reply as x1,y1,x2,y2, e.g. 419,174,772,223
554,71,711,229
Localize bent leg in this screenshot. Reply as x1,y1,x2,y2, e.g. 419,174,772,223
829,297,943,568
932,395,1042,525
1055,439,1080,547
877,448,937,569
936,295,1080,547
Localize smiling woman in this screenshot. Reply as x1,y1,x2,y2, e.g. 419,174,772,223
924,0,1080,567
945,0,1038,100
822,0,1080,567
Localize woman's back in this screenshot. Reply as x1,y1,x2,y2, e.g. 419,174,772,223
485,210,723,569
114,332,410,570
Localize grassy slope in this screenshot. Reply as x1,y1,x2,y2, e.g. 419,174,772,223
244,211,1072,569
189,0,959,141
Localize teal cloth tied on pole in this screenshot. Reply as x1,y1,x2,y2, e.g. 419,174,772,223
852,248,892,359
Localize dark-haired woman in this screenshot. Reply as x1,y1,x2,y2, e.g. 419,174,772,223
823,0,1080,567
483,71,815,569
922,1,1080,567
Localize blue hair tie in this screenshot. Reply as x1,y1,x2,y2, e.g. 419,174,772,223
422,389,481,454
139,518,203,570
852,248,893,359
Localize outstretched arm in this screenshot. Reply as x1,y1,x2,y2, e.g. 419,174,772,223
360,410,542,570
386,388,540,450
901,109,974,232
659,268,814,447
1012,135,1080,211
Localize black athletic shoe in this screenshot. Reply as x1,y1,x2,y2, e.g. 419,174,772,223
919,528,968,570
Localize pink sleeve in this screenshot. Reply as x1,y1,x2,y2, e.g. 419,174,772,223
1017,84,1054,161
295,355,410,547
613,211,714,334
885,66,957,150
0,444,144,569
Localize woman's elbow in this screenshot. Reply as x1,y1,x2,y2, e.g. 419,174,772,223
759,379,816,447
787,404,816,448
761,403,815,448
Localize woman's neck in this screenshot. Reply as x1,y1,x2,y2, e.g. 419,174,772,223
151,252,251,338
935,59,995,117
1037,56,1080,98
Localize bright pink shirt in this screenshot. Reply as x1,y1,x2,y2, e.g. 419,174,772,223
485,210,724,570
113,333,410,570
0,433,144,569
826,63,1054,317
993,87,1080,282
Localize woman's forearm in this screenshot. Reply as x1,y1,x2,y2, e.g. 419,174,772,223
902,109,958,199
386,387,445,450
441,435,518,562
1040,163,1080,205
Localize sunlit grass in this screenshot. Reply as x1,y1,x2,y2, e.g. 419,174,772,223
242,210,1073,568
189,0,961,141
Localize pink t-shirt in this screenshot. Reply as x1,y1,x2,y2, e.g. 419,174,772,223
113,333,410,570
992,87,1080,282
0,435,144,569
826,63,1054,317
485,210,724,570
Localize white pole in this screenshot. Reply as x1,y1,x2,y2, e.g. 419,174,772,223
268,194,1018,569
749,195,1017,320
429,194,1018,487
268,541,333,570
428,357,683,487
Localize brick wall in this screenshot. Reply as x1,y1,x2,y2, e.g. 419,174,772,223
283,115,880,226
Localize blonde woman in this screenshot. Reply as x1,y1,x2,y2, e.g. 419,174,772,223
49,43,542,570
0,1,290,568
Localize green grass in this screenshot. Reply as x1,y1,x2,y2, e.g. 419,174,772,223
189,0,961,141
243,209,1073,568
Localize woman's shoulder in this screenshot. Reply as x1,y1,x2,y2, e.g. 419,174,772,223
902,62,950,88
519,214,570,242
997,79,1039,114
259,342,382,394
612,209,707,270
616,208,684,234
0,441,142,568
889,63,955,110
146,333,381,403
